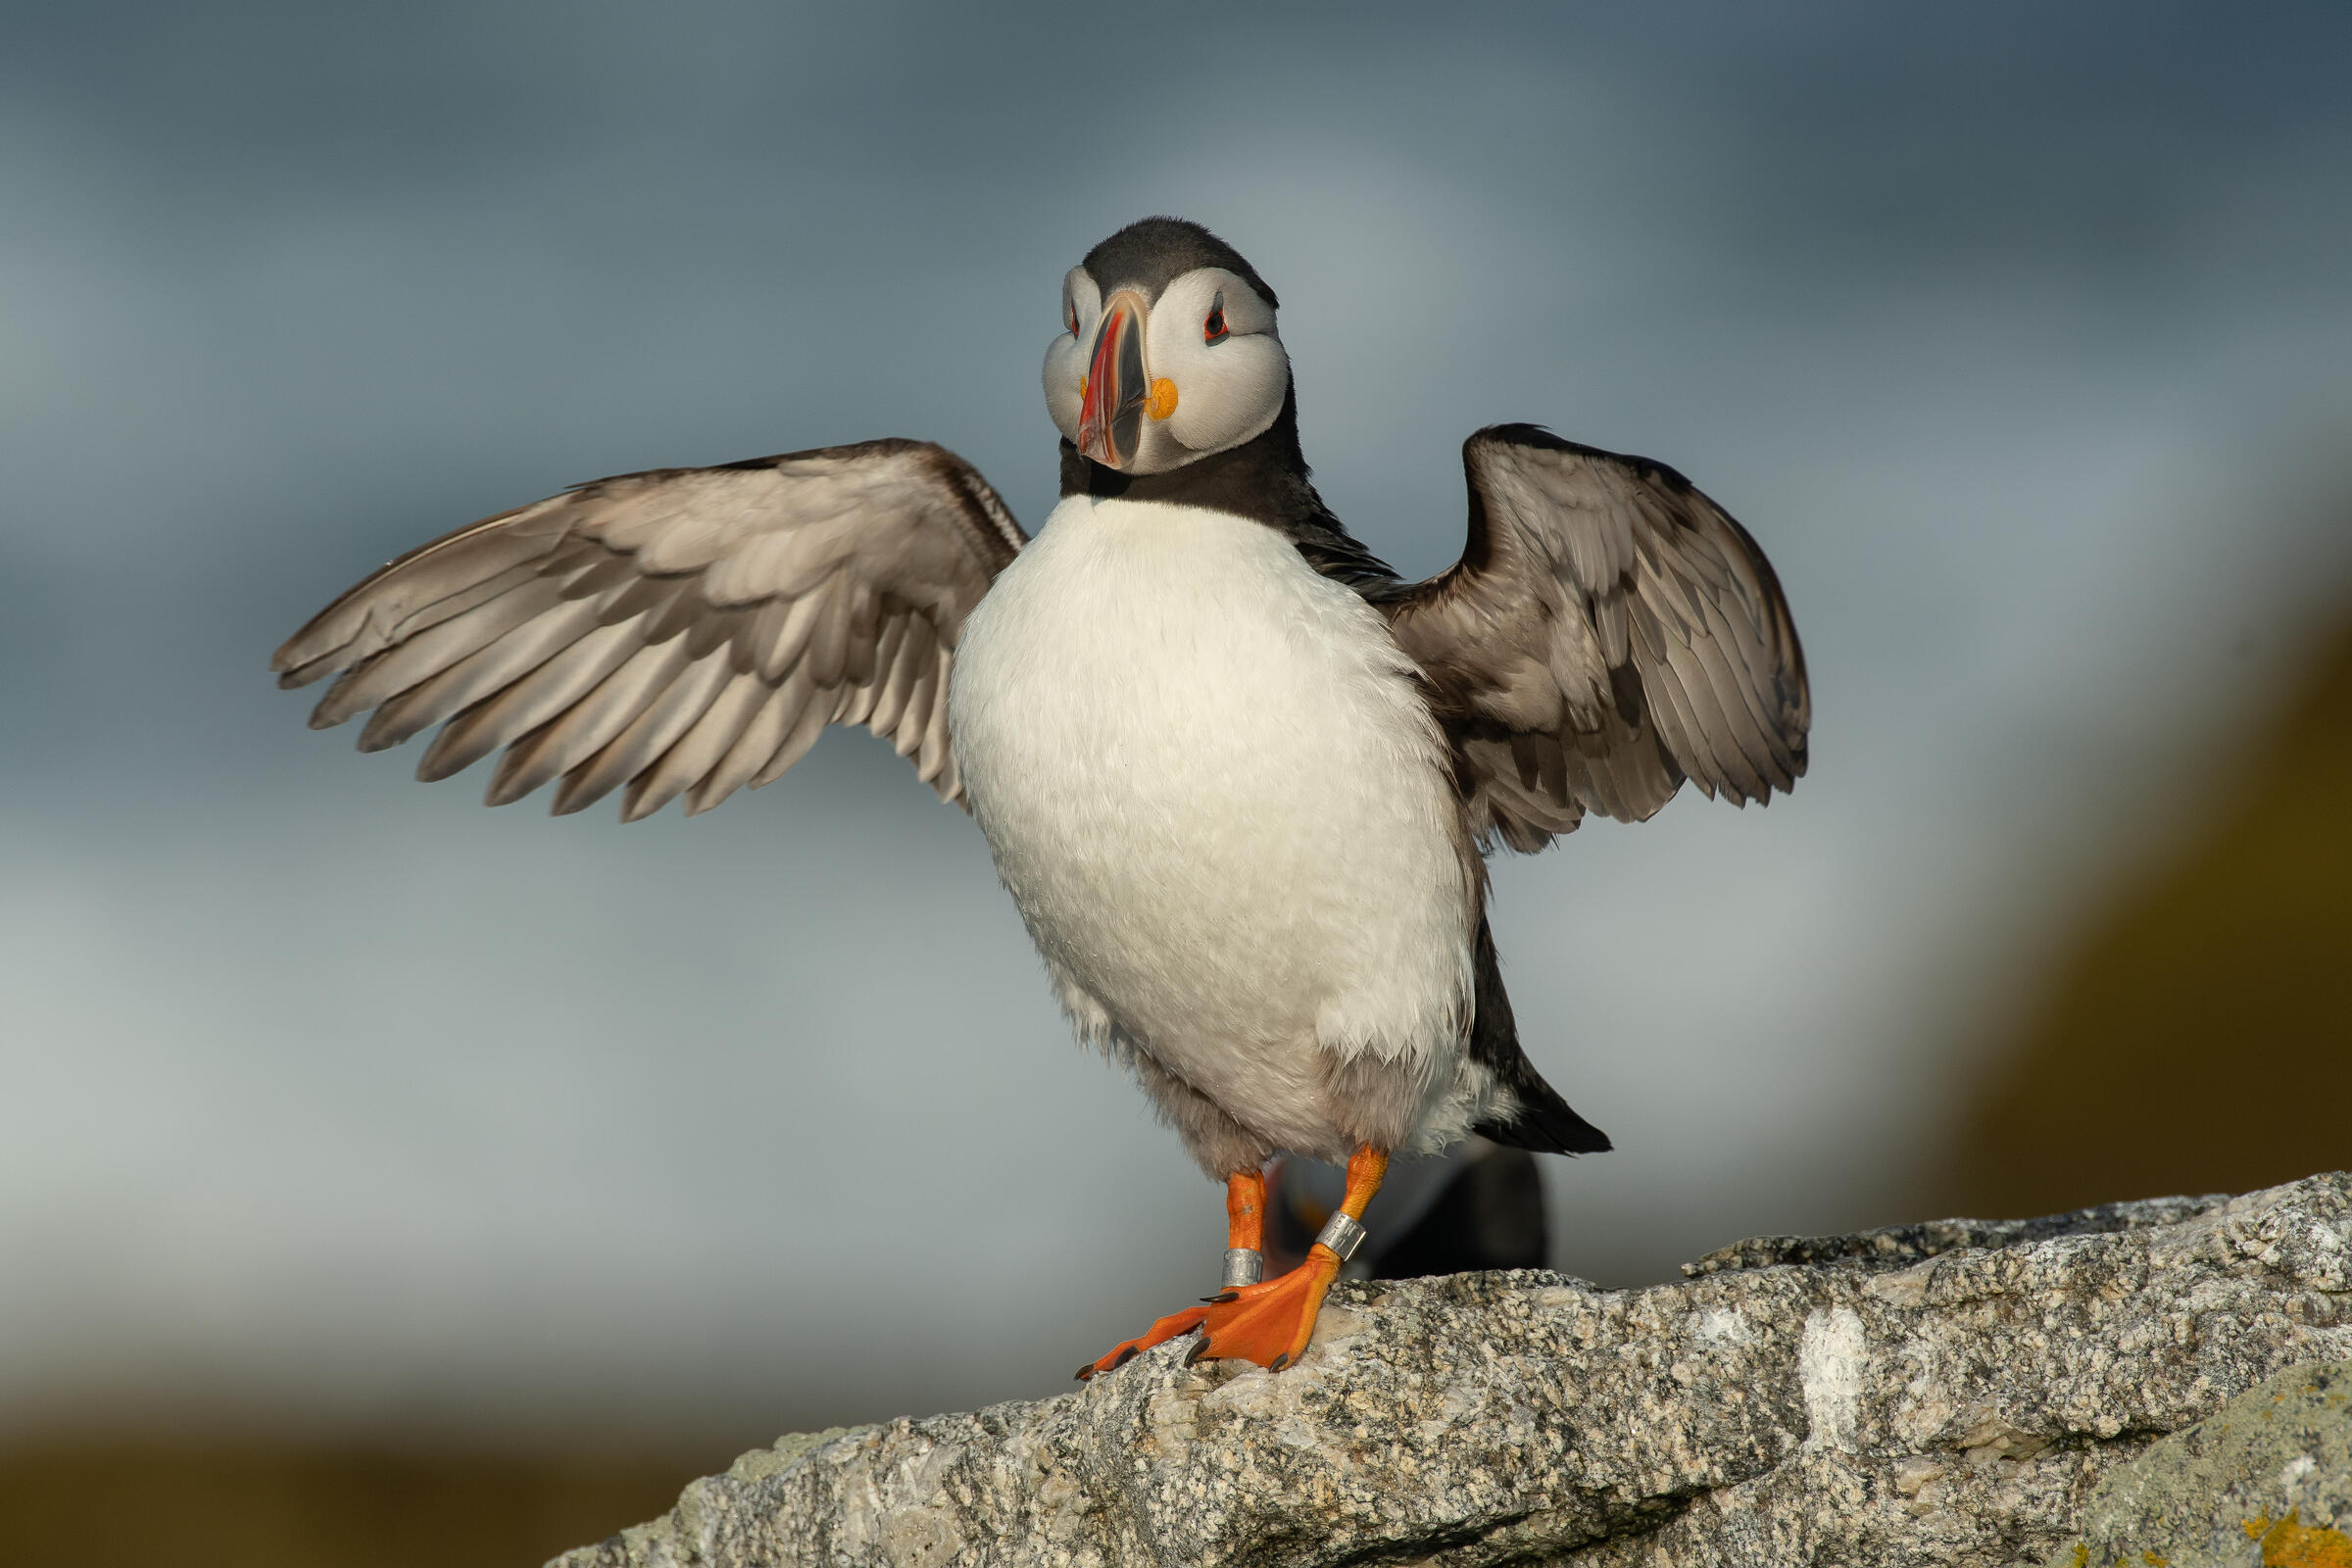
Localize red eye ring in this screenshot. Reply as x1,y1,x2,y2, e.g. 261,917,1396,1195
1203,304,1228,344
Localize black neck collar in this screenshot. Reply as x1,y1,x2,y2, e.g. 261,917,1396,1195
1054,387,1397,588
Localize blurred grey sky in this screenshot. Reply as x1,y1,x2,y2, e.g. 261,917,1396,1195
4,0,2350,1447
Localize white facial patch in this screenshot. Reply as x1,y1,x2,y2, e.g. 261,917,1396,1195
1039,262,1289,473
1041,266,1102,448
1145,268,1289,461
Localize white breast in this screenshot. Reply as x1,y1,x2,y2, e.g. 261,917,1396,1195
949,495,1474,1153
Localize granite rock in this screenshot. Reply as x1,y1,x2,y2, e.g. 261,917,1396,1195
552,1172,2352,1568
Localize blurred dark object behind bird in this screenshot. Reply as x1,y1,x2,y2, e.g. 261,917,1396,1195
1266,1138,1551,1280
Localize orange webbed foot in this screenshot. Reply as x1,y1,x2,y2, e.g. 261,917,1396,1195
1192,1247,1342,1370
1077,1303,1211,1381
1079,1151,1380,1382
1077,1247,1342,1381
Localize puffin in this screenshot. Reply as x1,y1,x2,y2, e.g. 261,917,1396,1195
273,217,1809,1379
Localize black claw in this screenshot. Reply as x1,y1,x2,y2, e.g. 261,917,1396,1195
1269,1352,1291,1372
1200,1292,1240,1304
1184,1335,1213,1367
1076,1363,1097,1382
1111,1346,1140,1370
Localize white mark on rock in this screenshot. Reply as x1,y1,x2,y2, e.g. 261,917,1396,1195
2280,1452,2318,1490
1799,1306,1867,1451
1695,1307,1751,1345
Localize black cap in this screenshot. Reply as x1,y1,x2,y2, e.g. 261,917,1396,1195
1082,217,1278,309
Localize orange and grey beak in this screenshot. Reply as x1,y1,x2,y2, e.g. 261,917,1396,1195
1077,290,1150,468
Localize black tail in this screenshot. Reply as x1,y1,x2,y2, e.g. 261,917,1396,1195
1466,915,1612,1155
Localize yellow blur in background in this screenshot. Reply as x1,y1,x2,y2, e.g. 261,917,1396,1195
1936,612,2352,1218
0,1440,697,1568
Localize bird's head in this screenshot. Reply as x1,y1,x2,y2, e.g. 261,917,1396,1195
1043,218,1289,475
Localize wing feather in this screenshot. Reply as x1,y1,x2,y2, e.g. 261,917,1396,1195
625,669,772,823
357,602,610,753
415,620,643,782
277,506,573,682
373,559,562,658
1380,425,1809,852
863,636,913,741
507,639,696,801
802,588,854,689
839,584,881,687
312,576,573,728
894,652,940,761
272,438,1023,818
748,687,832,790
688,673,816,816
555,650,737,817
915,647,956,786
557,552,641,604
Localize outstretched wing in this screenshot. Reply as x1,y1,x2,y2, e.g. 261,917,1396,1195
1378,424,1808,853
273,438,1024,820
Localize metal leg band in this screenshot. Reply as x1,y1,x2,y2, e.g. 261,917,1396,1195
1314,1211,1368,1263
1221,1248,1264,1289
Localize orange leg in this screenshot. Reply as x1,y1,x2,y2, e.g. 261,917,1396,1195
1078,1168,1264,1379
1080,1148,1388,1380
1225,1163,1266,1269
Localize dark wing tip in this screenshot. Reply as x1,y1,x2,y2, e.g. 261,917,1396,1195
1475,1093,1613,1156
271,609,360,682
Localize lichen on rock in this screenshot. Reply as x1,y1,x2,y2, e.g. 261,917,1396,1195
2043,1359,2352,1568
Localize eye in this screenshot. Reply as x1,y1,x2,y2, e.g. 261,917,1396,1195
1063,295,1078,335
1203,293,1228,345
